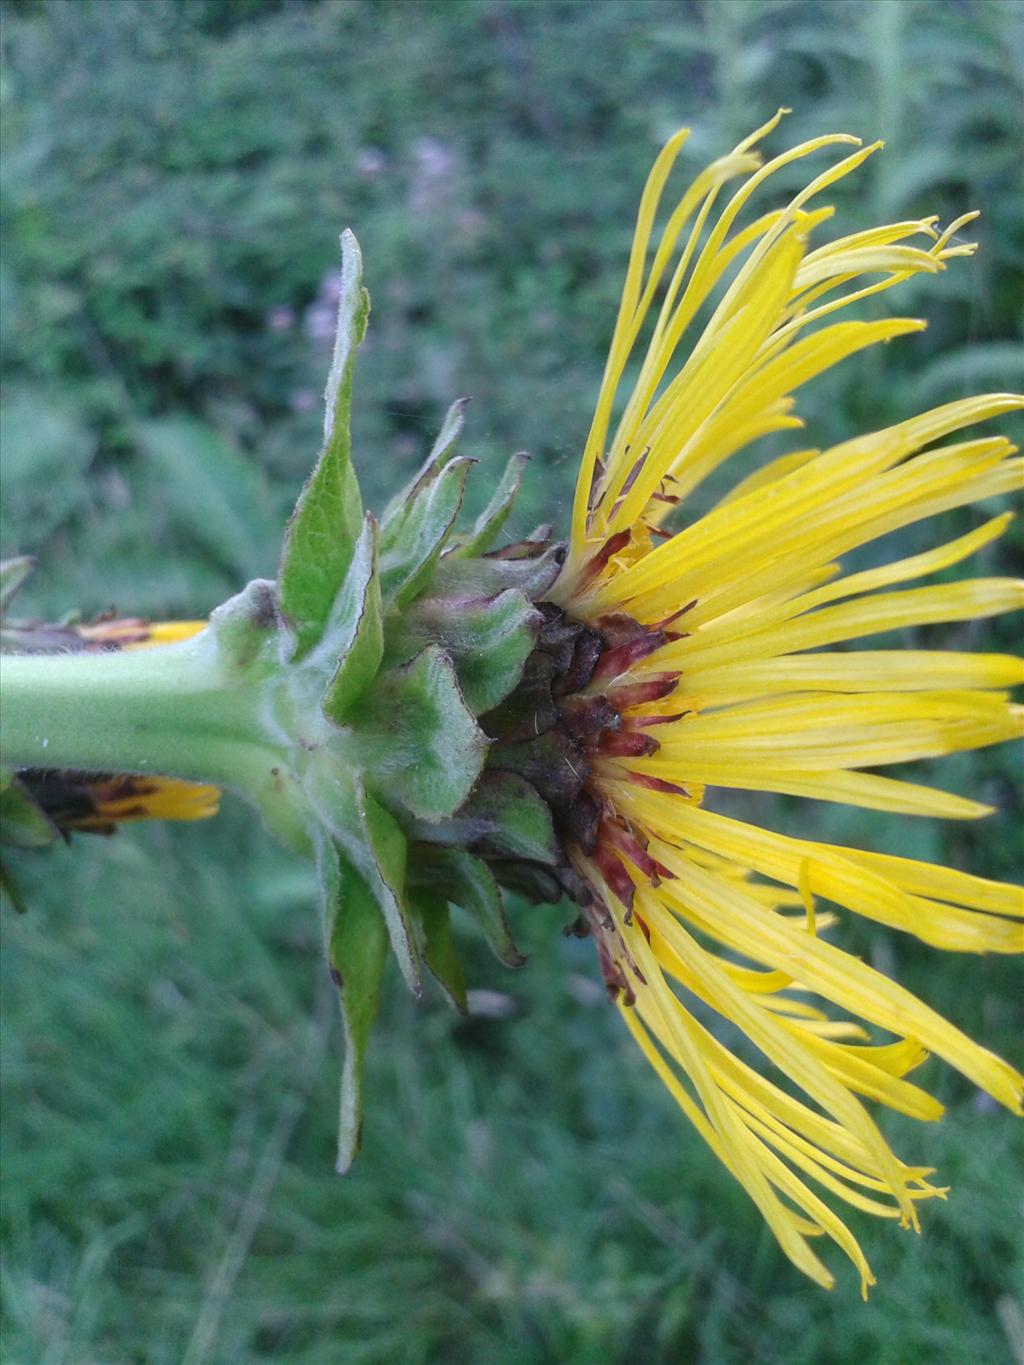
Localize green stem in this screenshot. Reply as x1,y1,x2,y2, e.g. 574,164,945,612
0,635,272,789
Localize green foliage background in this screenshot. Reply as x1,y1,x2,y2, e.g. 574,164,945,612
1,0,1022,1360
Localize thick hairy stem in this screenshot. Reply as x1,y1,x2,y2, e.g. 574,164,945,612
0,635,271,791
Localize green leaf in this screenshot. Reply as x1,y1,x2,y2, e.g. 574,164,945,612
316,831,390,1174
310,768,420,995
413,847,524,968
453,451,529,558
353,645,487,822
135,417,277,579
320,514,384,724
414,892,468,1012
378,456,474,607
382,397,470,528
279,231,368,659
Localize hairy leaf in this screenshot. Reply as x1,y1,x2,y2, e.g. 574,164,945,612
413,891,468,1012
378,456,474,607
352,645,487,822
279,231,368,659
311,768,420,995
316,831,390,1174
320,514,384,723
396,587,539,714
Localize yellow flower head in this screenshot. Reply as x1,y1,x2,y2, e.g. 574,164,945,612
4,112,1018,1297
550,110,1023,1294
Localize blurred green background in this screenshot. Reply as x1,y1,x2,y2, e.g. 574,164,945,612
2,0,1022,1361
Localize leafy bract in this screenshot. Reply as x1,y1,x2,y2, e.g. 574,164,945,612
414,891,469,1012
320,515,384,723
279,231,369,659
316,831,390,1174
453,451,530,558
352,646,487,822
460,771,561,866
396,587,539,714
413,846,525,968
311,769,420,995
378,456,473,607
382,398,470,528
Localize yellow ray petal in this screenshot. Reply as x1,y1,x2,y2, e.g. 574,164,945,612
611,815,1024,1111
659,578,1023,673
624,763,994,820
682,650,1024,707
574,394,1023,613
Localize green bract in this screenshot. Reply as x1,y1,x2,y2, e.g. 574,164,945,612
237,235,575,1168
271,237,584,1166
2,232,581,1172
